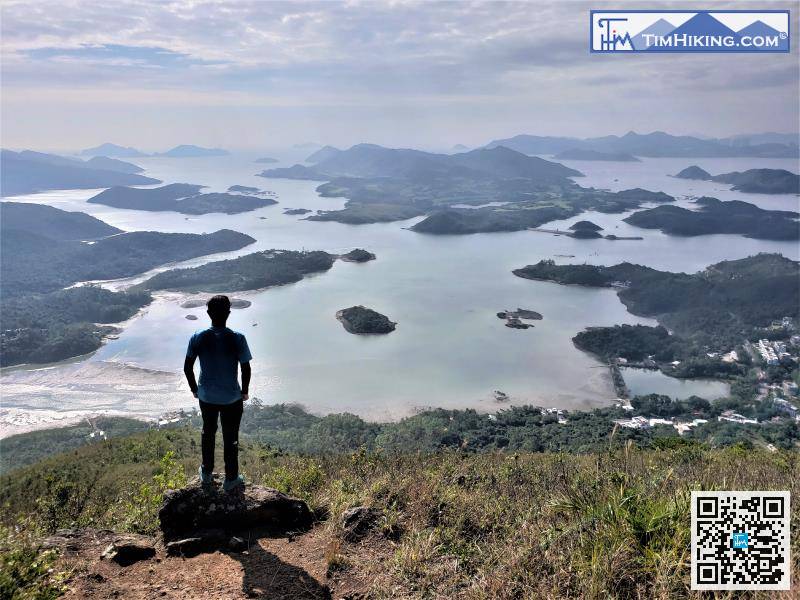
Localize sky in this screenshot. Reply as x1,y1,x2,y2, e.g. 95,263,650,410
1,0,798,152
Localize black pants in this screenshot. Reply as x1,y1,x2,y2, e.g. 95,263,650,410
199,399,243,481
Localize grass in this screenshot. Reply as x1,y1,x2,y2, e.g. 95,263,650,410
0,428,797,598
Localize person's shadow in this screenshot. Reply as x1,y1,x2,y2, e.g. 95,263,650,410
228,538,331,600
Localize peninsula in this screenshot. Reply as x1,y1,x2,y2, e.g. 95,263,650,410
674,166,799,194
623,197,799,240
88,184,277,215
134,250,336,293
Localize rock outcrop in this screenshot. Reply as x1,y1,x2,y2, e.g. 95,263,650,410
158,478,313,543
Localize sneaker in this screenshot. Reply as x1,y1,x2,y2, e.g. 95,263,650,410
198,466,214,486
223,475,245,493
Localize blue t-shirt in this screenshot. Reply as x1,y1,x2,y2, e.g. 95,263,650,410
186,327,252,405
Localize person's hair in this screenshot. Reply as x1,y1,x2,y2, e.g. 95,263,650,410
206,295,231,320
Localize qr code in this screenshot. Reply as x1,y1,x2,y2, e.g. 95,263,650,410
692,491,790,590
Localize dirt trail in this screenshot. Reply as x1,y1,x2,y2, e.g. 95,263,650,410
53,528,382,600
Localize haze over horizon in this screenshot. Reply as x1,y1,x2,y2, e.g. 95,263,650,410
2,1,799,152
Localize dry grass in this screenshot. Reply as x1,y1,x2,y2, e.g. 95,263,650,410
2,430,798,598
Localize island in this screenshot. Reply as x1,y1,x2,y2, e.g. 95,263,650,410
157,145,229,157
284,208,312,215
257,143,682,230
623,197,799,240
674,166,799,194
79,143,147,158
336,306,396,334
497,308,542,329
568,220,603,238
554,149,640,162
1,149,160,196
227,185,263,194
340,248,376,263
185,314,198,320
258,164,330,181
673,165,712,180
133,249,336,293
87,184,277,215
254,157,279,164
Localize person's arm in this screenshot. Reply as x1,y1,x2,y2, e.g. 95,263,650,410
240,361,251,400
184,356,198,397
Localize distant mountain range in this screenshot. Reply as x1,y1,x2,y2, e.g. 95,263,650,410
1,150,159,196
273,143,582,184
79,143,230,158
484,131,799,158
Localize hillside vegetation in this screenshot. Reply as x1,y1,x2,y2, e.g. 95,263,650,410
1,427,797,598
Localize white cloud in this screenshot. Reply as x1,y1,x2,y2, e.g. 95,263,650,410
1,0,797,150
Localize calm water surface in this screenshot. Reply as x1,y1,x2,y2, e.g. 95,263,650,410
1,153,797,433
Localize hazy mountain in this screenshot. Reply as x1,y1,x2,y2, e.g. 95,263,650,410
79,143,147,158
87,184,277,214
554,149,640,162
0,149,160,196
719,132,799,147
305,145,341,163
0,201,122,241
300,143,582,182
484,135,581,154
485,131,799,158
157,145,229,157
84,156,145,174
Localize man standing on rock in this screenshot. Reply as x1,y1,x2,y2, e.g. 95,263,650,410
183,294,251,492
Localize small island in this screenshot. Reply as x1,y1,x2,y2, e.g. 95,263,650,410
339,248,376,263
674,166,799,194
497,308,543,329
157,145,229,157
284,208,312,215
530,220,642,241
227,185,263,194
336,306,396,334
254,157,279,164
568,220,604,238
623,197,799,240
554,149,640,162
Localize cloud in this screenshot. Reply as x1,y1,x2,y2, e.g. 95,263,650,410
0,0,797,149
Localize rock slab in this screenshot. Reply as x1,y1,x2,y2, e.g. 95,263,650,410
158,481,313,541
